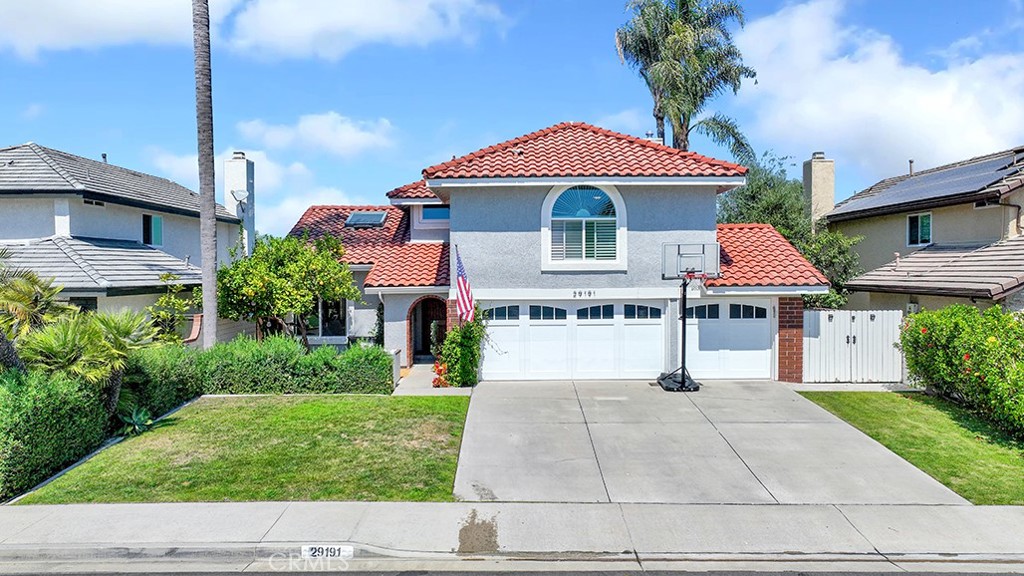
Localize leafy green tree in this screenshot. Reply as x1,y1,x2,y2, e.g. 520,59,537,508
718,152,811,242
617,0,755,158
215,235,361,347
717,152,862,308
0,276,77,339
147,273,192,343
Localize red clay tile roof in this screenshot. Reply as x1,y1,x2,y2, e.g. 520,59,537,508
386,180,438,200
289,205,449,288
709,224,829,288
422,122,747,180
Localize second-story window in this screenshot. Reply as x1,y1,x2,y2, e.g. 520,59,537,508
907,213,931,246
143,214,163,246
550,185,617,261
421,206,450,220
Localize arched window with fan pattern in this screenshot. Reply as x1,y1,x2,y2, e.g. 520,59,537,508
550,185,618,261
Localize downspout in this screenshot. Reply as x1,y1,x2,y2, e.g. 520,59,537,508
997,196,1023,238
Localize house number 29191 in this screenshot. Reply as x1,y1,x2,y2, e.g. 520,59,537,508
572,290,596,298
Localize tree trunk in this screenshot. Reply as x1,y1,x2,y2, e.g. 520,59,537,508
193,0,218,350
654,107,666,143
103,369,124,418
0,331,24,372
673,114,691,150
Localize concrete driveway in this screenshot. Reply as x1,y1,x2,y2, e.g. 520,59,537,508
454,380,968,505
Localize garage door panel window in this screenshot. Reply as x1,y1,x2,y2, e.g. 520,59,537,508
577,304,614,320
483,305,520,321
686,304,720,319
625,304,662,320
729,304,767,319
529,305,567,321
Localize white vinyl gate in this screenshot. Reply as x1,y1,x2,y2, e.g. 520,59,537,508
803,310,904,383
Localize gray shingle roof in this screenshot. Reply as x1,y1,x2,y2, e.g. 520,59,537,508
1,236,201,293
0,143,239,223
827,146,1024,222
846,236,1024,300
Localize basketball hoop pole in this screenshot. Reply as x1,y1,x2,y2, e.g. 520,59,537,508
657,274,701,392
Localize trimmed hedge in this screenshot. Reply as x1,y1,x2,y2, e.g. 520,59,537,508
901,305,1024,437
124,335,394,401
0,370,108,500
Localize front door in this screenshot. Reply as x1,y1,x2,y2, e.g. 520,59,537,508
415,298,447,360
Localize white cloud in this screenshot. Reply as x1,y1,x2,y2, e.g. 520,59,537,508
594,108,651,135
237,112,394,158
147,147,362,236
735,0,1024,180
21,103,44,120
0,0,241,59
227,0,505,60
0,0,503,60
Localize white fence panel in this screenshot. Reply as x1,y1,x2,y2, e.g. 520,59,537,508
803,309,904,383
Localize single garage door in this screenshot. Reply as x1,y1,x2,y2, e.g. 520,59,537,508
480,301,666,380
685,299,773,379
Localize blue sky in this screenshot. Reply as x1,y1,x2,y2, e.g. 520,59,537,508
3,0,1024,235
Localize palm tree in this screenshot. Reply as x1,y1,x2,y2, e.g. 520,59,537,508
616,0,673,142
193,0,218,349
94,311,157,416
0,248,27,371
0,276,76,339
617,0,755,160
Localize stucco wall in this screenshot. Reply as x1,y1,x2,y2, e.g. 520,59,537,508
449,184,718,290
349,271,379,338
380,290,447,366
68,198,241,265
0,197,55,239
833,201,1011,273
96,293,160,313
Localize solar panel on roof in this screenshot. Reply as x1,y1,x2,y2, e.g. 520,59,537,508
832,152,1022,216
345,211,387,228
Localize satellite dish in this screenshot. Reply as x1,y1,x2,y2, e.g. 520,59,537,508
230,189,249,203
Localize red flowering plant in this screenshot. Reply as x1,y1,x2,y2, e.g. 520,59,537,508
432,360,450,388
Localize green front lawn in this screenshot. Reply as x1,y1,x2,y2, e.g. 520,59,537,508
800,391,1024,505
18,395,469,504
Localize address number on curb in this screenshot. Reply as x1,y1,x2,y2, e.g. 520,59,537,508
301,545,354,559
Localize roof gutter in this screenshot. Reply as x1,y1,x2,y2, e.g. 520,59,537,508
845,282,994,300
425,176,746,188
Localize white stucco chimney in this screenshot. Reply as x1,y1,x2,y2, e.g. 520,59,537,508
225,151,255,255
803,151,835,230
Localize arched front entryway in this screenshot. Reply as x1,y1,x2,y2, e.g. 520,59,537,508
406,295,447,367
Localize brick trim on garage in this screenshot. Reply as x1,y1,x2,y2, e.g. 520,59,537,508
778,297,804,383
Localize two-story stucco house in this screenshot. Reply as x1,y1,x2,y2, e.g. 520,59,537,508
809,146,1024,313
0,143,256,339
292,123,828,382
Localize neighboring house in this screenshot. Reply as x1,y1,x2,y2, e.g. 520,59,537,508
0,143,257,339
292,122,828,382
809,147,1024,312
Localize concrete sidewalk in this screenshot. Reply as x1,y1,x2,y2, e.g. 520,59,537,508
2,501,1024,573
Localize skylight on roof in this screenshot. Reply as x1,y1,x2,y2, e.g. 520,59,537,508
345,211,387,228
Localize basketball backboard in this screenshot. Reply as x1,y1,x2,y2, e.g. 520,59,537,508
661,243,721,280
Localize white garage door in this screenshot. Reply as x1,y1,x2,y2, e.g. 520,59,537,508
480,302,666,380
684,299,773,379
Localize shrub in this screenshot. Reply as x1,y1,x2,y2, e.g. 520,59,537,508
436,314,486,388
901,305,1024,437
198,335,302,394
0,369,108,500
123,344,203,417
327,344,393,394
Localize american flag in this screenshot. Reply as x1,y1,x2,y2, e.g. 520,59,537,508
455,248,474,323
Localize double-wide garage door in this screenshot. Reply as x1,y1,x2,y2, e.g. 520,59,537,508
480,301,667,380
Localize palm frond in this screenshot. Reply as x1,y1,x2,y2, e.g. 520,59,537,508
691,113,756,164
